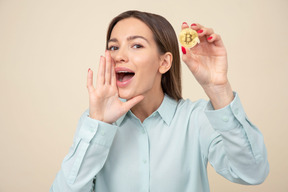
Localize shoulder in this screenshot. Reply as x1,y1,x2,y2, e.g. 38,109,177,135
175,97,216,135
176,97,208,114
170,97,211,128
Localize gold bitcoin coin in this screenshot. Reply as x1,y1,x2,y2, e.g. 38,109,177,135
179,28,200,48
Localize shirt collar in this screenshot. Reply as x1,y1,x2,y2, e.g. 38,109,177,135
156,94,178,125
115,94,178,126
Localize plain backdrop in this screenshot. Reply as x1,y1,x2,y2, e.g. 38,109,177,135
0,0,287,191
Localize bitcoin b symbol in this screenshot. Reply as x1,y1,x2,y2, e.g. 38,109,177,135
184,33,193,43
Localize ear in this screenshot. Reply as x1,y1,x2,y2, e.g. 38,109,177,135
159,52,172,74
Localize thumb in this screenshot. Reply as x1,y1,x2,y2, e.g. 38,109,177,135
122,95,144,112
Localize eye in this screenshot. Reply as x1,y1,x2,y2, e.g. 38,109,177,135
108,46,118,51
132,44,143,49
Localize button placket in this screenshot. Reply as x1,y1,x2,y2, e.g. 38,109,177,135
140,123,150,192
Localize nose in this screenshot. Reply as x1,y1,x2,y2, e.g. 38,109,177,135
112,47,128,64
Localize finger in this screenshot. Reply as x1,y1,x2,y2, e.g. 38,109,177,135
181,22,189,30
181,51,198,73
96,56,105,88
182,22,204,30
190,23,204,31
105,50,111,85
122,95,144,112
197,27,214,38
111,58,116,87
207,33,225,47
87,68,94,92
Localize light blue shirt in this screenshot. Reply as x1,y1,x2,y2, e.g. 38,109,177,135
50,93,269,192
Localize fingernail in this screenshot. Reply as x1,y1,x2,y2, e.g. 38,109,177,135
197,29,203,33
191,23,197,27
182,22,187,25
88,68,90,72
181,46,186,54
207,36,213,40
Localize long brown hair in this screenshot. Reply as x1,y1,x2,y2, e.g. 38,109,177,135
106,10,182,101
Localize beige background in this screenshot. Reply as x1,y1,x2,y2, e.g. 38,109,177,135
0,0,287,191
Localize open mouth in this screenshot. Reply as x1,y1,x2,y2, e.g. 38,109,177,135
116,71,135,82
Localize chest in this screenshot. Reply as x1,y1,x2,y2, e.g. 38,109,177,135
98,116,206,190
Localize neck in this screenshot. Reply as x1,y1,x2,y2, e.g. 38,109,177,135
131,89,164,123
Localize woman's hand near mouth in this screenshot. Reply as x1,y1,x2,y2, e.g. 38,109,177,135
87,51,144,124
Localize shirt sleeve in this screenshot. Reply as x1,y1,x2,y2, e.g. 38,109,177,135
50,110,118,192
199,92,269,185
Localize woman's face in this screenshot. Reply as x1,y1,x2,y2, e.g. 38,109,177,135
108,17,163,100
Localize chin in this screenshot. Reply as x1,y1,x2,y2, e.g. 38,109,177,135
118,90,135,100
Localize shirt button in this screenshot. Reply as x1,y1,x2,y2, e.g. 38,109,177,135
143,159,147,164
100,131,106,136
222,116,229,122
142,129,145,134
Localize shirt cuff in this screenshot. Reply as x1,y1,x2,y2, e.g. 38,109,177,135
204,92,247,131
78,115,118,147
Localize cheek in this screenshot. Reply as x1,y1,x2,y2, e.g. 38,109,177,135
135,61,161,89
134,54,160,73
110,52,117,62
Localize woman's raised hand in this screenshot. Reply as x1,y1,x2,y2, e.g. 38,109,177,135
87,51,144,124
181,22,234,109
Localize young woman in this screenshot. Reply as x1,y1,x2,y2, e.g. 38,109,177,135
51,10,269,192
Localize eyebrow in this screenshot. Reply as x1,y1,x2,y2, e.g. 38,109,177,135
108,35,150,44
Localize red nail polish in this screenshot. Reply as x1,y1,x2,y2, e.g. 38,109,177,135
191,23,197,27
207,36,213,40
182,22,187,25
197,29,203,33
181,46,186,54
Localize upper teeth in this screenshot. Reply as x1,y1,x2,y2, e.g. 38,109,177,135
117,71,131,73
